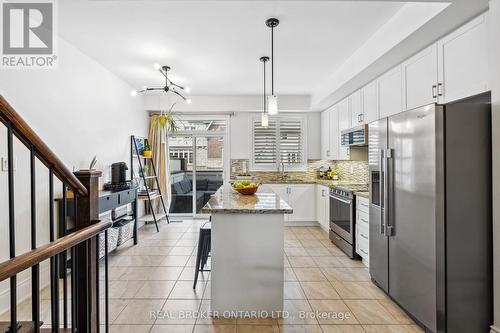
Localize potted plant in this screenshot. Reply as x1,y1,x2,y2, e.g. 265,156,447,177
143,141,152,157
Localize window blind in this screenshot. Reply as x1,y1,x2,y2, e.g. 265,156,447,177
279,119,302,165
253,120,277,165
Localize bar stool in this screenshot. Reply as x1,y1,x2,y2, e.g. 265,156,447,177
193,221,211,289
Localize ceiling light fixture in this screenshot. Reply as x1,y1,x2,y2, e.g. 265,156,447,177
260,56,270,128
266,18,279,115
132,65,190,103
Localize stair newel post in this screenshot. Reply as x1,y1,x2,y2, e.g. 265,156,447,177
73,170,102,333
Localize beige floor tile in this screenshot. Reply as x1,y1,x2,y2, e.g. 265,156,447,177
285,239,302,247
284,282,307,299
170,246,196,256
109,324,152,333
279,324,322,333
169,280,207,299
337,258,367,268
312,257,344,268
180,266,210,281
111,255,166,267
291,227,312,235
304,247,331,257
150,324,195,333
377,299,415,324
132,246,173,255
321,268,371,282
320,325,365,333
300,281,341,300
160,255,191,267
134,281,176,299
176,239,199,246
362,325,424,333
151,232,184,240
280,299,317,325
331,281,383,300
137,239,179,247
203,282,211,300
308,300,358,325
237,325,279,333
344,300,398,325
236,318,279,325
155,299,202,324
285,267,298,281
285,247,309,257
109,280,145,298
327,247,346,257
114,299,165,324
196,300,236,325
293,268,328,282
296,234,320,241
194,324,237,333
288,257,317,268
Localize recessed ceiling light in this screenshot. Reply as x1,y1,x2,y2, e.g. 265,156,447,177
130,90,138,97
153,63,161,70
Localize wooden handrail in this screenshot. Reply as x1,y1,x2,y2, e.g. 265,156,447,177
0,96,88,196
0,220,111,282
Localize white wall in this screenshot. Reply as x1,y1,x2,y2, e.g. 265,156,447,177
489,1,500,332
0,37,148,313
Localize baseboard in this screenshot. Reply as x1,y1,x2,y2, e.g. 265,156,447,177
284,221,320,227
491,325,500,333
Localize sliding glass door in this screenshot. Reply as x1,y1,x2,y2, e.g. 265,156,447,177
168,117,228,217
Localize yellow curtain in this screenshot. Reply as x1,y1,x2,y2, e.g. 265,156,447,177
148,115,171,210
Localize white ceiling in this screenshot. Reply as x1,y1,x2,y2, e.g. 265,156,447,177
59,0,405,95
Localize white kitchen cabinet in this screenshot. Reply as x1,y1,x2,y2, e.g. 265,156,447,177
288,184,316,223
437,14,489,104
328,106,339,160
403,44,438,111
350,90,363,127
361,80,379,124
355,196,370,267
316,185,330,231
268,184,316,224
378,65,403,119
320,110,330,160
337,98,351,160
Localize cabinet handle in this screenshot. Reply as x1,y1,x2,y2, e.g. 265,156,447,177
360,249,368,255
346,148,350,156
360,218,368,224
360,233,368,239
326,150,330,157
437,83,443,96
360,114,364,123
432,85,437,98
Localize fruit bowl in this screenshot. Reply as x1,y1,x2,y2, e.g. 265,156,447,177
232,180,260,195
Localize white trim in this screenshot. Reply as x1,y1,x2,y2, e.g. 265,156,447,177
250,113,308,172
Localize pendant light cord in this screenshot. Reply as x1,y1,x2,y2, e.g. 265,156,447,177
271,26,274,95
263,58,267,114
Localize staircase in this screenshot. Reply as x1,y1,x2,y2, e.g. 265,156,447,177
0,96,111,333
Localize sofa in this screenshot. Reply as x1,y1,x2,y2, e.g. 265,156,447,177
170,177,223,213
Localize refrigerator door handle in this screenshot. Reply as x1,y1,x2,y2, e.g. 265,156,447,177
385,148,394,236
379,149,386,235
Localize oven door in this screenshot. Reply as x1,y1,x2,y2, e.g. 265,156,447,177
329,194,354,244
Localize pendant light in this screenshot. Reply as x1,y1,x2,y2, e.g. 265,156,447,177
260,56,270,127
266,18,279,115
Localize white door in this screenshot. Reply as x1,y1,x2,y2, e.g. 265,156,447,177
378,65,403,118
288,185,316,222
320,110,330,160
350,90,363,126
328,106,339,160
362,80,379,124
403,44,439,110
437,14,489,103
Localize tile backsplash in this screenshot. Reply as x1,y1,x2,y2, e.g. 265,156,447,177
230,159,369,184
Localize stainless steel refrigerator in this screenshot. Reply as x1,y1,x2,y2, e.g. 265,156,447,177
368,93,492,333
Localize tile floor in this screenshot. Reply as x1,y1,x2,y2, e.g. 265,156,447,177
1,219,424,333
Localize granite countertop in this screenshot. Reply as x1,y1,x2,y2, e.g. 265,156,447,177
231,178,367,188
354,191,369,199
201,184,293,214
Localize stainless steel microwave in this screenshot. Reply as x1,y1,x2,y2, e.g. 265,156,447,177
341,124,368,147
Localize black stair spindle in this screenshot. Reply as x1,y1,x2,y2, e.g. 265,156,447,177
95,235,100,333
62,182,68,328
7,126,18,332
30,146,40,333
71,195,78,333
49,169,60,332
104,230,109,333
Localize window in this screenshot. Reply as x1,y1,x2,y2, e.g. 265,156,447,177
251,115,306,170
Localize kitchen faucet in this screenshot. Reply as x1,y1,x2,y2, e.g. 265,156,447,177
279,162,287,180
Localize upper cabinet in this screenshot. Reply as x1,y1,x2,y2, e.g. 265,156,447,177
378,65,403,118
350,90,363,127
403,44,439,110
320,110,330,160
361,80,379,124
320,105,340,160
437,14,489,104
338,97,351,131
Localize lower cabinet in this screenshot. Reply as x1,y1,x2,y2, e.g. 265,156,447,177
268,184,316,224
316,185,330,231
356,196,370,267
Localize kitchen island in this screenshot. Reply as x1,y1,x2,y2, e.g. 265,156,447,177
201,184,292,317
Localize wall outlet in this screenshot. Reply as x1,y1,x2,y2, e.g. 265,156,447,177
1,157,17,172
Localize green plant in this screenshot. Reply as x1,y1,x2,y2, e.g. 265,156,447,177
144,141,151,151
157,102,179,131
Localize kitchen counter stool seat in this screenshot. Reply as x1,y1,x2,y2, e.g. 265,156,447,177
193,221,211,289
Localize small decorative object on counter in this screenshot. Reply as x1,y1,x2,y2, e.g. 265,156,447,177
332,165,340,181
143,141,152,157
326,166,332,178
232,179,259,195
319,165,326,178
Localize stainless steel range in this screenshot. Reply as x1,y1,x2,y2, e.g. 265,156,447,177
328,184,368,259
